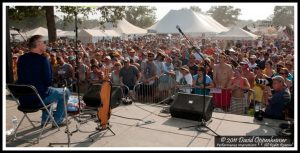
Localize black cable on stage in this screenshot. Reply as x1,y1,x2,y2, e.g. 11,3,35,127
112,114,143,121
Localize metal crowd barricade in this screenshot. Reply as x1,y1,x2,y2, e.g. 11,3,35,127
133,74,177,104
211,88,255,116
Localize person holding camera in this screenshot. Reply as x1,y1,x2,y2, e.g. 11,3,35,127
263,76,291,120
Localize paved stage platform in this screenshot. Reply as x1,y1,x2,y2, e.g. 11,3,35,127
4,94,295,150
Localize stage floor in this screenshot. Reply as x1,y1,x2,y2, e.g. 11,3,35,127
4,94,293,150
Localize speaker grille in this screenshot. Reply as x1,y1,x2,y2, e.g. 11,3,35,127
170,92,213,121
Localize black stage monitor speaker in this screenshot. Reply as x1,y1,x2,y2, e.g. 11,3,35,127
170,92,213,121
83,84,122,109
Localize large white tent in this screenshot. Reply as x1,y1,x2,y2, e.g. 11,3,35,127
78,29,121,43
25,27,48,38
26,27,77,40
147,9,228,34
213,27,259,40
93,18,147,38
57,30,76,39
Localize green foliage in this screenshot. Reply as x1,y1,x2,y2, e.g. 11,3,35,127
207,6,241,27
9,15,47,31
125,6,156,28
57,6,125,29
190,6,202,13
272,6,294,26
8,6,45,20
8,6,126,41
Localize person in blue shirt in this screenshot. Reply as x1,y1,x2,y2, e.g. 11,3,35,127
264,76,291,120
192,66,213,95
17,35,71,127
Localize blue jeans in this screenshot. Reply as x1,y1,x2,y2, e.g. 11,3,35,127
42,87,71,124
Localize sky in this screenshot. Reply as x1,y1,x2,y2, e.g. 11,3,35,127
153,3,278,21
50,2,296,22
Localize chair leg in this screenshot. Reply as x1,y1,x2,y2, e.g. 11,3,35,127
38,105,60,143
38,115,50,143
24,114,36,128
48,104,60,129
12,114,26,140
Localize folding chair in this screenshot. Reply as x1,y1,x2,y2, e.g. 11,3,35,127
6,84,60,143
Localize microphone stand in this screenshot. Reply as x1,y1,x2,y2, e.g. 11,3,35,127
10,27,27,44
16,29,27,43
176,26,219,136
74,10,82,117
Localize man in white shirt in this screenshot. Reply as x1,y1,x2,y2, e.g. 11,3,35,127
248,55,258,71
127,49,139,63
176,65,193,94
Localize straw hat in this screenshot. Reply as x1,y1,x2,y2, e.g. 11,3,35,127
104,56,111,60
180,65,190,73
286,54,293,61
147,52,155,56
128,49,135,53
250,55,257,59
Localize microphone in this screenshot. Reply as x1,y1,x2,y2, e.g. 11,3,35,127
176,25,184,35
11,27,20,32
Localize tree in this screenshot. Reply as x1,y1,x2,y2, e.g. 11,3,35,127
190,6,202,13
8,6,126,42
125,6,156,28
207,6,241,27
272,6,294,26
8,6,57,42
9,15,47,31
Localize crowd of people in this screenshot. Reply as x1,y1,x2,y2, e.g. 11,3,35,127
12,34,294,120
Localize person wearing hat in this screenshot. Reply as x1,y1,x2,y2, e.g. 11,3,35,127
278,68,293,90
127,49,139,63
187,54,199,76
263,76,291,120
120,57,140,96
193,66,213,96
285,54,293,61
155,50,166,76
88,64,104,85
55,56,74,89
137,51,148,66
248,54,258,70
139,52,158,100
252,64,270,107
176,65,193,94
285,61,294,77
273,61,286,78
263,60,276,78
102,55,113,72
111,61,122,85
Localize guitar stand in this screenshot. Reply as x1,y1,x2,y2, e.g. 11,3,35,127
88,123,116,142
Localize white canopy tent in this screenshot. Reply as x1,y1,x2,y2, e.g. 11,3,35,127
104,30,122,38
93,18,147,39
57,30,76,39
10,29,26,42
147,9,228,35
78,29,121,43
25,27,48,39
213,27,259,40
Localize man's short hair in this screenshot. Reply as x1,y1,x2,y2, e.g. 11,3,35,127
27,35,43,49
